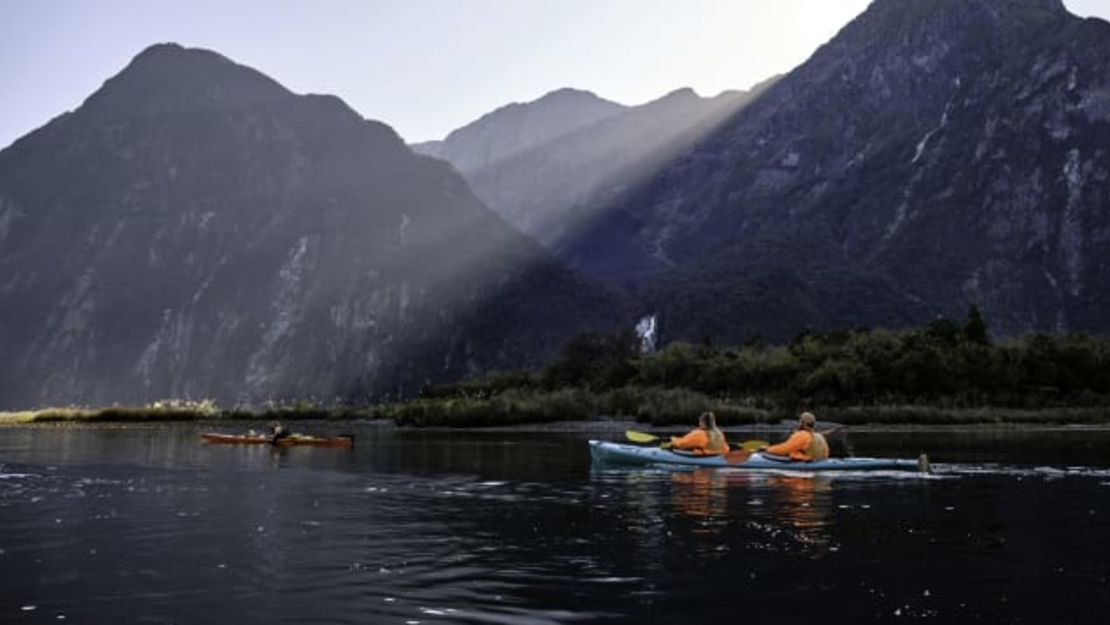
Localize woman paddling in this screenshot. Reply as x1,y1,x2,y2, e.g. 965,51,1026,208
758,411,831,461
663,411,730,456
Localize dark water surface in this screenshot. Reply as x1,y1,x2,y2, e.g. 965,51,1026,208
2,423,1109,624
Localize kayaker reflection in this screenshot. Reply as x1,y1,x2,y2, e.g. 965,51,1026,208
702,471,835,558
672,469,727,516
758,411,832,461
671,470,729,552
663,411,730,455
769,474,834,557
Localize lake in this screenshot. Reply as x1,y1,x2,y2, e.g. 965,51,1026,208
2,423,1109,623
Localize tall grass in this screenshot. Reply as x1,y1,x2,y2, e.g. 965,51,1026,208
4,400,372,424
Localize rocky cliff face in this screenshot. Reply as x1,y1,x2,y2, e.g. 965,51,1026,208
0,44,625,408
413,81,776,247
560,0,1110,341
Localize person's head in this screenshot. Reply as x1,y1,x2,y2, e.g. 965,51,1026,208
699,411,717,430
798,411,816,430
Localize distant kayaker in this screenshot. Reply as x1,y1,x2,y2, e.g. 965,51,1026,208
663,411,730,456
269,422,292,445
759,412,830,461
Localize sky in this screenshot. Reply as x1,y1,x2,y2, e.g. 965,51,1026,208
1,0,1108,150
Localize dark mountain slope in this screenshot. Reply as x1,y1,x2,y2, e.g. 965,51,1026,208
560,0,1110,341
0,44,626,408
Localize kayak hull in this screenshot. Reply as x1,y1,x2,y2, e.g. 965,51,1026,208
201,433,353,448
589,440,921,471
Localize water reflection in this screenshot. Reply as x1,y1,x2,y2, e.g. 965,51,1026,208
742,472,834,558
670,469,728,521
594,466,840,562
2,425,1110,624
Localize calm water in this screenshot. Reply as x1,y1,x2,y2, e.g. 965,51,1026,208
1,423,1109,624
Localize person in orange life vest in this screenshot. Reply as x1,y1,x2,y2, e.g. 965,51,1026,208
662,411,730,456
759,411,830,461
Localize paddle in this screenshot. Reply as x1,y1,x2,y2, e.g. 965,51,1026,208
624,430,769,451
625,430,662,444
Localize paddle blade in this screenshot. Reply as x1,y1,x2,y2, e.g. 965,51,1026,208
625,430,660,444
737,439,770,451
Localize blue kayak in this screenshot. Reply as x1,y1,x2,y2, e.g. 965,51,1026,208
589,440,926,472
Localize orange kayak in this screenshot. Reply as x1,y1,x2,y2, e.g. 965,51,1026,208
201,432,353,448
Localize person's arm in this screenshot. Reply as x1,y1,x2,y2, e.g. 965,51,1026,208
669,429,708,451
764,431,809,456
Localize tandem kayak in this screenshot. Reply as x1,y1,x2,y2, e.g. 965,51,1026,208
201,432,354,448
589,440,926,472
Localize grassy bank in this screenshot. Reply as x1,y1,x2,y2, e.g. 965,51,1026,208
0,404,374,424
3,397,1110,428
5,386,1110,428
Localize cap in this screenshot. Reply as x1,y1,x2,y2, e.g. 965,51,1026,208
799,412,816,428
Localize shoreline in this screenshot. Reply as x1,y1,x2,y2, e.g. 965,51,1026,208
4,410,1110,432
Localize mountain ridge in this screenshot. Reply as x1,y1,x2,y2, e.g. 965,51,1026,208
412,87,626,174
414,76,779,247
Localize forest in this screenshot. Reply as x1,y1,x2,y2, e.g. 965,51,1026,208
384,307,1110,426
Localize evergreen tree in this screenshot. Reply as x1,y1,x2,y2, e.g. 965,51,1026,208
964,305,989,345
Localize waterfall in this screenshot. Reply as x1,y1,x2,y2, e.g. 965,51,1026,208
635,314,657,354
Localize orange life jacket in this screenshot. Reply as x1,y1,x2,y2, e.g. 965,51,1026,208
765,429,828,461
670,427,730,456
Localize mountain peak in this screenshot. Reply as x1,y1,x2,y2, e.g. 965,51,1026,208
132,42,197,62
634,87,704,112
490,87,625,122
80,42,292,119
537,87,611,103
854,0,1072,35
659,87,700,101
416,86,627,171
866,0,1065,15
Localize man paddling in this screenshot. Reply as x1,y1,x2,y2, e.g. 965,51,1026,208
269,422,292,445
662,411,730,456
758,412,831,461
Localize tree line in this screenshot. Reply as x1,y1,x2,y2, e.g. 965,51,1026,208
426,307,1110,410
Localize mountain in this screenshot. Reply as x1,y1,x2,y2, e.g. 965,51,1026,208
557,0,1110,342
412,88,627,175
0,44,626,409
412,80,776,247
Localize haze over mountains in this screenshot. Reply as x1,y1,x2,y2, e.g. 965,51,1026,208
1,0,1109,408
0,44,624,408
412,80,777,248
428,0,1110,343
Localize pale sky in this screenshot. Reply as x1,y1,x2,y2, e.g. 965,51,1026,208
1,0,1107,150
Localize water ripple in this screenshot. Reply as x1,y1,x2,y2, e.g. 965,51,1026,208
3,427,1109,624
